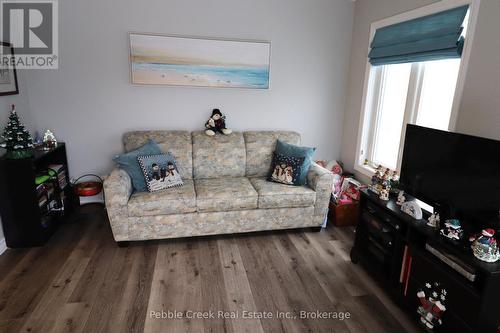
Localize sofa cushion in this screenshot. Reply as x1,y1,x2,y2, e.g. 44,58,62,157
194,177,258,212
123,131,193,179
250,177,316,209
128,179,196,217
244,131,301,178
192,131,246,179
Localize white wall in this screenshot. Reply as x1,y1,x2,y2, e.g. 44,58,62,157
25,0,355,178
455,0,500,140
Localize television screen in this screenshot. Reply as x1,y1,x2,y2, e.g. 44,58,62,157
400,125,500,223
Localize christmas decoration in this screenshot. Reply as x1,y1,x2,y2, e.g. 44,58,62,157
440,219,464,241
401,200,423,219
417,282,447,331
367,162,399,195
0,104,34,159
427,212,440,229
469,229,500,263
204,109,232,136
396,190,406,206
379,188,389,201
42,130,58,150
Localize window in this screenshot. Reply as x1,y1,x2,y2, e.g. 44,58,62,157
366,59,461,170
355,1,479,176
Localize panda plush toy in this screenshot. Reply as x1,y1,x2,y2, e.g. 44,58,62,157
204,109,232,136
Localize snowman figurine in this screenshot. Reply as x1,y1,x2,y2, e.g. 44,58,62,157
396,191,406,206
427,213,440,228
379,188,390,201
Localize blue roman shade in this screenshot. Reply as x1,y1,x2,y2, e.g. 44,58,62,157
369,5,469,66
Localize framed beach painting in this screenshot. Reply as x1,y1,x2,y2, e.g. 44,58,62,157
129,33,270,89
0,42,19,96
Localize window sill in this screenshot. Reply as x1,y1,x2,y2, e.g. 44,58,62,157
354,163,376,179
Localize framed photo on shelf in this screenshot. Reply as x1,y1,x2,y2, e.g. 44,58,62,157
0,42,19,96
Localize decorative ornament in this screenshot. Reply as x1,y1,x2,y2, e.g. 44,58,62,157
43,130,58,150
469,229,500,263
396,190,406,206
439,219,464,241
204,108,232,136
379,188,389,201
417,282,447,331
401,200,423,219
368,162,400,195
0,104,34,159
427,213,440,229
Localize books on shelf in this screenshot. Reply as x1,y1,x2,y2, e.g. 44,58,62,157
48,164,68,190
35,164,68,218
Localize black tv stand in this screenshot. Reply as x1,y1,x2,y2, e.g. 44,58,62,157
351,189,500,332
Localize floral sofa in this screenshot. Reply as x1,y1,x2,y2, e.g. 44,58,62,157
104,130,334,243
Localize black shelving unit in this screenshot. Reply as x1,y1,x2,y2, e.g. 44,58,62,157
351,189,500,332
0,143,76,247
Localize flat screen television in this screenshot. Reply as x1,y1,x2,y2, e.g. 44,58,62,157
400,125,500,225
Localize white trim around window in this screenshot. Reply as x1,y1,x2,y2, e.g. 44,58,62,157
354,0,481,178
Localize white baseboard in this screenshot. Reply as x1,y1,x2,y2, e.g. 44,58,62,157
0,237,6,256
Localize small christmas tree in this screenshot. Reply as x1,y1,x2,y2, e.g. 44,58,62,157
0,104,34,159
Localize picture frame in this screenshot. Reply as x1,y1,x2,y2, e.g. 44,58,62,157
0,42,19,96
129,33,271,89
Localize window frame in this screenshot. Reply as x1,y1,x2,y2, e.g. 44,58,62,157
354,0,481,177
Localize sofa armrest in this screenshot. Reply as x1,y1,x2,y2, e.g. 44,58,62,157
104,168,132,207
307,162,334,219
104,168,132,241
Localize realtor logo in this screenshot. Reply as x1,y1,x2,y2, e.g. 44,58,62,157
0,0,58,68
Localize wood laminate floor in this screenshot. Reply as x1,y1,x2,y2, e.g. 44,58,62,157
0,205,420,333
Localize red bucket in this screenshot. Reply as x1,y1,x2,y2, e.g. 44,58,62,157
73,174,103,197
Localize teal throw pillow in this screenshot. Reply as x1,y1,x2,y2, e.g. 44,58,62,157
275,139,316,185
113,139,162,192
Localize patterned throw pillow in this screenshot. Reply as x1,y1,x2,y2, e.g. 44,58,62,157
138,153,183,192
275,139,316,185
267,152,305,186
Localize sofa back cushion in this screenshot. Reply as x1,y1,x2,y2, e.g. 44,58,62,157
243,131,301,177
192,131,246,179
123,131,193,179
